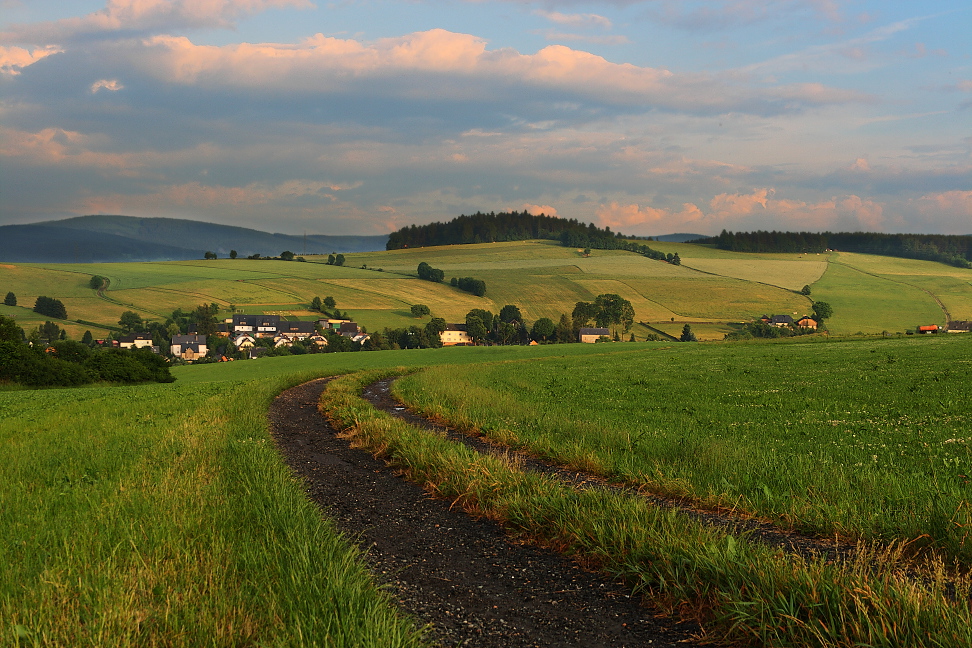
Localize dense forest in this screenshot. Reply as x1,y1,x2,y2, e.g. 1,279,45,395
386,211,667,259
699,230,972,268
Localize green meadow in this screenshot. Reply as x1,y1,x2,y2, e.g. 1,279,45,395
2,241,970,339
4,329,972,645
323,339,972,648
396,334,972,562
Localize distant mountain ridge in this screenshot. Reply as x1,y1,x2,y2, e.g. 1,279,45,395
0,215,389,263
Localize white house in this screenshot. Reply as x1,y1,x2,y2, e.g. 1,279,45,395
170,334,208,360
440,324,472,346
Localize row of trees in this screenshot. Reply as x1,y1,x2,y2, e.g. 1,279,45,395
703,230,972,268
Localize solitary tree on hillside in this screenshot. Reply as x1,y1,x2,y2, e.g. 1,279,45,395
311,296,323,312
204,251,217,259
801,285,812,296
33,296,67,320
410,304,431,318
335,254,346,266
323,296,336,311
280,250,295,261
680,324,697,342
89,275,105,290
229,250,238,259
4,291,15,306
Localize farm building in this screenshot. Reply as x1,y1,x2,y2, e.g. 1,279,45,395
946,321,971,333
277,321,317,340
770,314,794,327
440,324,472,346
795,317,818,330
578,327,611,343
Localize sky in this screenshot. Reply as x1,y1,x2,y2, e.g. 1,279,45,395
1,1,969,237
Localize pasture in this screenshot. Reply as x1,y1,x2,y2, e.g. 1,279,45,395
396,333,972,563
4,332,972,645
1,241,970,340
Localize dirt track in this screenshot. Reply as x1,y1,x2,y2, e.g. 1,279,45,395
269,378,707,648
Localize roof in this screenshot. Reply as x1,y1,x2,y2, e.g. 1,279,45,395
444,324,468,331
338,322,360,333
117,333,152,343
171,334,207,345
770,314,794,324
578,327,610,336
279,321,316,333
946,321,972,331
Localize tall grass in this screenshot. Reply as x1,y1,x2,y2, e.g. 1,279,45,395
323,368,972,648
395,334,972,563
0,374,425,647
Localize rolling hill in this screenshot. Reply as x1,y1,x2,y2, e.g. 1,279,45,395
2,239,969,340
0,215,388,263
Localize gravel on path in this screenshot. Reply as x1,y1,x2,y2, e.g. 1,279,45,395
270,378,709,648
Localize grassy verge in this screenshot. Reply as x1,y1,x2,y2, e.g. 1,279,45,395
394,334,972,563
322,368,972,648
0,372,425,647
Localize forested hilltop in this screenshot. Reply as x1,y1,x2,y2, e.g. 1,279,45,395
700,230,972,268
388,211,627,249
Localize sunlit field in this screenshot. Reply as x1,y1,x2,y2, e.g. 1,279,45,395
2,241,969,341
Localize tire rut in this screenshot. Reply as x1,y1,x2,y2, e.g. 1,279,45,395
270,378,709,648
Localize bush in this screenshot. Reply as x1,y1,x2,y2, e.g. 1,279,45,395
0,341,92,387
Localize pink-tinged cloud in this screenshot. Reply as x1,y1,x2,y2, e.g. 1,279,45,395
917,191,972,219
0,45,62,75
596,202,704,229
596,189,891,234
521,204,559,217
124,29,861,114
1,0,311,44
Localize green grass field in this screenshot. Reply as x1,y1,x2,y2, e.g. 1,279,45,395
4,329,972,645
324,357,972,648
2,241,970,340
396,334,972,563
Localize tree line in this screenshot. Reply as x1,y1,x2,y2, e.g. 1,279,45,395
699,230,972,269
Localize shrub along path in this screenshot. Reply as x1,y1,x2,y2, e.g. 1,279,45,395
269,379,705,648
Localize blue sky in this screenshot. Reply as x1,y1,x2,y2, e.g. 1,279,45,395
1,0,969,236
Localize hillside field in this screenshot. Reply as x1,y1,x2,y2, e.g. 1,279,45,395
1,241,970,339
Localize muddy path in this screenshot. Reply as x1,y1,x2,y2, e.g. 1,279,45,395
270,378,707,648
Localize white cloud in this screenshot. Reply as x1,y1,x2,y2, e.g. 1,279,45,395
90,78,124,93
